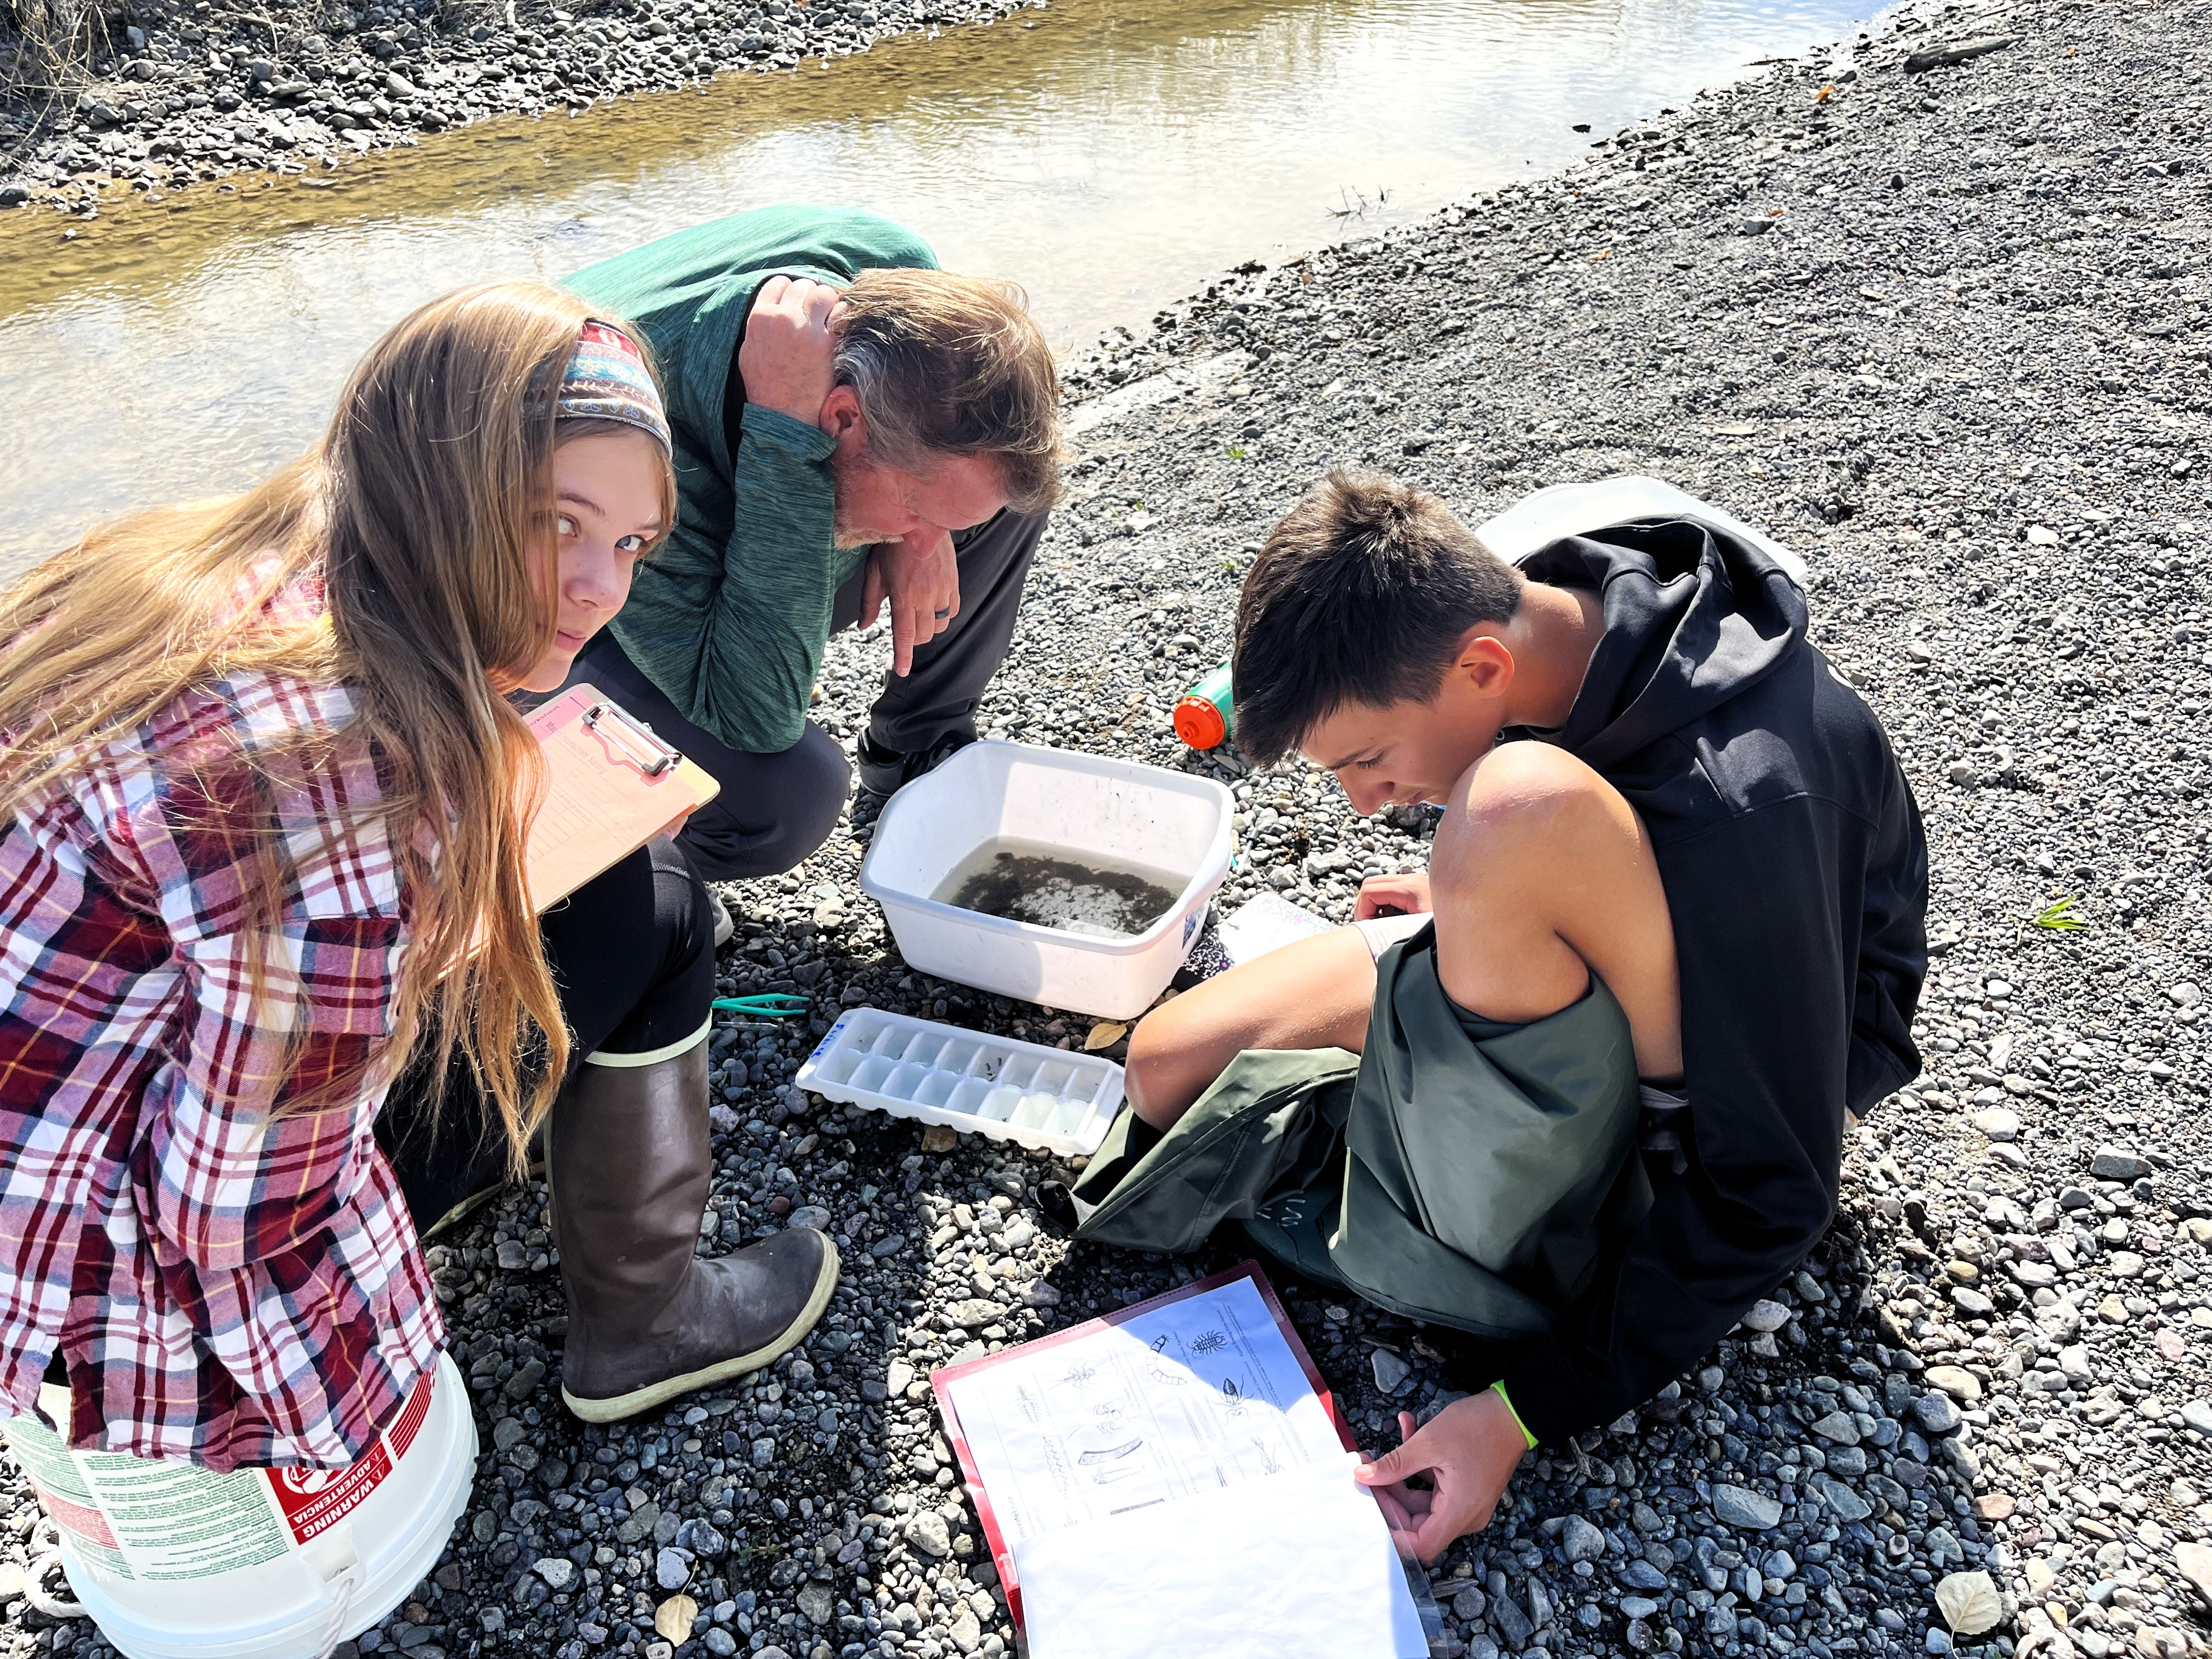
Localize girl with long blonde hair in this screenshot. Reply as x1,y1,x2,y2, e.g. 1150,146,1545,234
0,281,838,1468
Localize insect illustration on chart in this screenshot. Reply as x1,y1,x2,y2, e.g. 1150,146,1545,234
1190,1330,1229,1356
1141,1330,1193,1387
1218,1375,1251,1420
1065,1412,1149,1487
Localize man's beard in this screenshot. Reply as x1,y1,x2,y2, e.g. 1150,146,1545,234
828,444,894,550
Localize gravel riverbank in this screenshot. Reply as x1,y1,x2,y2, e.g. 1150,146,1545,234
0,0,1037,202
5,1,2212,1657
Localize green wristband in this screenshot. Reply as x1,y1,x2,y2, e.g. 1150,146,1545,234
1491,1381,1538,1450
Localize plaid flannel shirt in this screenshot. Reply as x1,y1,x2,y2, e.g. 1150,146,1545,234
0,591,442,1470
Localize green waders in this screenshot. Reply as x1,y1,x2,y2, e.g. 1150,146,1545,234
1069,924,1654,1340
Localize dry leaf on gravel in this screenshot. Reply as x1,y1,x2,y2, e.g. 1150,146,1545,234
1935,1571,2002,1636
655,1595,698,1644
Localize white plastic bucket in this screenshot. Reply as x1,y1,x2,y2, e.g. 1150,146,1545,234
2,1352,476,1659
860,740,1235,1020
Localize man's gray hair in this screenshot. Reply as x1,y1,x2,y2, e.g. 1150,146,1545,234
830,268,1065,514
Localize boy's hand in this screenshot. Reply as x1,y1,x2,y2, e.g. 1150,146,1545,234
1356,1391,1527,1562
740,274,844,424
1353,871,1432,922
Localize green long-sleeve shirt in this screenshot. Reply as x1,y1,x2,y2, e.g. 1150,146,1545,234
566,205,938,753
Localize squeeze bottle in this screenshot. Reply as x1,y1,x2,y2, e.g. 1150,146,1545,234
1172,663,1234,751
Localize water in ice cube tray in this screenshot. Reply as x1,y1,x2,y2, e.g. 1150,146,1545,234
932,837,1184,940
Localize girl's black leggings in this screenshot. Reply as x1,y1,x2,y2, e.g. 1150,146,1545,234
375,836,716,1232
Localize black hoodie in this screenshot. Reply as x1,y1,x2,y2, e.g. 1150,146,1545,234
1492,518,1928,1444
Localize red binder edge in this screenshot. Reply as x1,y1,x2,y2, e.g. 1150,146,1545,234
927,1260,1352,1637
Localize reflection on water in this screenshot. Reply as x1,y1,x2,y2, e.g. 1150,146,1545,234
0,0,1862,574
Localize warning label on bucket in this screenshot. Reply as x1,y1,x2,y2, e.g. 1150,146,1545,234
269,1443,391,1544
267,1358,434,1544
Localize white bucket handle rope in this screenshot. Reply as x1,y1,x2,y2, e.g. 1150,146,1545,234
313,1562,365,1659
24,1517,88,1621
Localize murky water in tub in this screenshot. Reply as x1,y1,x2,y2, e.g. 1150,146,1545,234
933,837,1184,939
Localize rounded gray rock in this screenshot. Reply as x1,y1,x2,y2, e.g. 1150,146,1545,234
1914,1392,1963,1435
1712,1485,1782,1530
1561,1516,1606,1563
532,1556,578,1592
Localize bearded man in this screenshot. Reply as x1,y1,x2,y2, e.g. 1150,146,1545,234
565,206,1063,901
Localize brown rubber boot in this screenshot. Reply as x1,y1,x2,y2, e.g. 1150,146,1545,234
550,1037,839,1423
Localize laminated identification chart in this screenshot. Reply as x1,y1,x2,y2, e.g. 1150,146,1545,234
940,1271,1348,1545
933,1265,1427,1659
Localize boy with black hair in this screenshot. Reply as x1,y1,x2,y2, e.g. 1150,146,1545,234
1071,469,1927,1559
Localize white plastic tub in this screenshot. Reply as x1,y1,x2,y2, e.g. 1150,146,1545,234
860,741,1235,1020
795,1008,1125,1156
3,1353,475,1659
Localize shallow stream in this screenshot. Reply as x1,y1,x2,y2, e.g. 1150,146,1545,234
0,0,1865,577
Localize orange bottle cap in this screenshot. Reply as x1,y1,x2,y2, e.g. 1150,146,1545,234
1173,695,1227,750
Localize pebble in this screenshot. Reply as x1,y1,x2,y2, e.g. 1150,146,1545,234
532,1557,577,1592
1969,1106,2019,1140
1370,1347,1412,1394
1809,1410,1861,1444
1492,1594,1535,1646
1923,1366,1983,1404
1712,1485,1783,1530
503,1358,546,1400
905,1511,953,1559
2089,1146,2153,1181
1619,1559,1668,1590
655,1547,691,1589
2177,1541,2212,1604
1561,1516,1605,1562
1809,1471,1872,1522
1739,1299,1792,1333
788,1205,832,1231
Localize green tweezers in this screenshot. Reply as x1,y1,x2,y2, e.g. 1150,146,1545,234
711,994,812,1019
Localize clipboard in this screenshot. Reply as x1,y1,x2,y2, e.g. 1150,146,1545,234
929,1261,1353,1636
522,684,720,911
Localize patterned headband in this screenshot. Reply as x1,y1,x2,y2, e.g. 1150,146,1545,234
558,320,672,452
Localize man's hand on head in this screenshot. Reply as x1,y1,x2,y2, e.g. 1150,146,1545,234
1356,1389,1530,1563
739,274,844,425
877,526,959,676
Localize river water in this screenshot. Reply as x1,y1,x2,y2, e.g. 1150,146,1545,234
0,0,1865,577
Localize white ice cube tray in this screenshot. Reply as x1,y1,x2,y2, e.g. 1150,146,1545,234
794,1007,1125,1157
